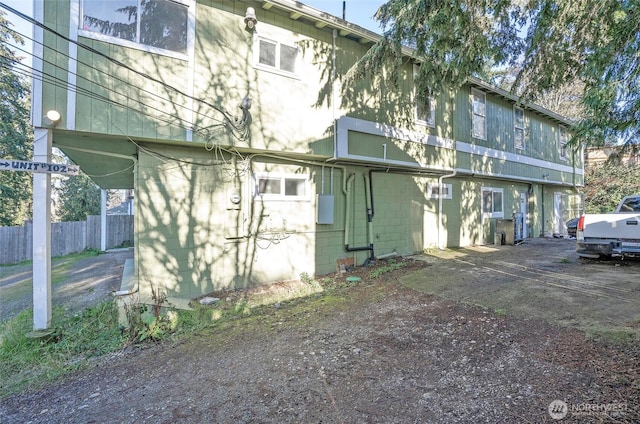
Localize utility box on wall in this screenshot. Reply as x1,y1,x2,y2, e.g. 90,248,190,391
496,219,515,245
316,194,334,224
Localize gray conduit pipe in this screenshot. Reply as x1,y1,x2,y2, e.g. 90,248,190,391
438,170,457,250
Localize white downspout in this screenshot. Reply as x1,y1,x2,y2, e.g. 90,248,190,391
438,170,457,250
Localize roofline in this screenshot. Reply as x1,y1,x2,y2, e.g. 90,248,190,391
260,0,573,126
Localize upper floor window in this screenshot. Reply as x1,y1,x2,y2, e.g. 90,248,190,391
558,125,568,161
482,187,503,219
472,88,486,140
254,173,309,201
514,106,525,150
254,37,299,76
413,65,435,127
428,182,452,199
81,0,190,56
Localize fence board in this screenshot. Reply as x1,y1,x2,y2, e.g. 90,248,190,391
0,215,134,265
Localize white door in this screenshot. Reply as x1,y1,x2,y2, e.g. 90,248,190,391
519,192,528,239
554,192,564,236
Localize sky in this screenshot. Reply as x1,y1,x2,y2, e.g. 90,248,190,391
0,0,386,52
302,0,385,33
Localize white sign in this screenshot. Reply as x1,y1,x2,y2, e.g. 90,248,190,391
0,158,80,175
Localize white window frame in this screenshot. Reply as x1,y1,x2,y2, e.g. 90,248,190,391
427,182,452,199
253,36,300,78
77,0,194,60
514,106,525,151
471,88,487,140
482,187,504,219
413,64,435,127
254,172,310,201
558,125,568,161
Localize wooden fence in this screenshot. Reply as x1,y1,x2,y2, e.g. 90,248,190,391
0,215,134,265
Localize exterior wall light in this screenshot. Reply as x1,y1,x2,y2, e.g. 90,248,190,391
44,110,61,127
244,7,258,30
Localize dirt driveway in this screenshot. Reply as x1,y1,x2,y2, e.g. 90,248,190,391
1,239,638,423
0,249,134,322
404,238,640,341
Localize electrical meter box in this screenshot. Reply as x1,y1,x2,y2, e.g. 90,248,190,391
316,194,335,224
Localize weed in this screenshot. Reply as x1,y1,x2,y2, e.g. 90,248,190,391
123,287,175,342
368,260,405,279
495,308,507,316
558,258,571,264
299,272,314,285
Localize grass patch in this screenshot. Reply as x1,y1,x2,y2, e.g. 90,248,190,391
586,327,638,347
0,300,126,398
0,250,102,307
0,272,362,398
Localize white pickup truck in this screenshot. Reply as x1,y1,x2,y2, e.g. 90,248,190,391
576,194,640,258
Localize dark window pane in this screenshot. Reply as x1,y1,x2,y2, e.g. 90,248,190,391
493,191,503,213
284,178,305,196
140,0,188,53
416,95,432,123
259,40,276,67
280,44,297,73
258,178,280,194
83,0,137,42
482,190,492,213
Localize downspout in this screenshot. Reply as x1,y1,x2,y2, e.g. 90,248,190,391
541,185,545,237
438,170,457,250
344,173,375,263
332,29,337,122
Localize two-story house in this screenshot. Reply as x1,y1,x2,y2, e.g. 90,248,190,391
32,0,583,305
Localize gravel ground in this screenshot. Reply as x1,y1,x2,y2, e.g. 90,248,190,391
1,239,638,423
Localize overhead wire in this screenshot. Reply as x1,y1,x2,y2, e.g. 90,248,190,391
0,1,260,174
0,20,230,131
0,33,231,139
0,2,251,139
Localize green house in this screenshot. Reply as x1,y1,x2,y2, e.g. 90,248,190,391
33,0,583,303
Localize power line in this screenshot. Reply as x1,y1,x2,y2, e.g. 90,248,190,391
0,21,229,129
0,2,252,140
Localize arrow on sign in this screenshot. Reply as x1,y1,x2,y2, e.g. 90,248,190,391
0,158,80,175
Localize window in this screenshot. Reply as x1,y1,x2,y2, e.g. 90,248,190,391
254,37,299,75
255,173,309,201
472,88,486,140
619,196,640,212
413,65,435,127
428,182,452,199
514,106,525,150
558,125,568,161
81,0,189,55
482,187,504,218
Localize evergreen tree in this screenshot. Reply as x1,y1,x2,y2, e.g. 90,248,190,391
0,10,32,226
352,0,640,147
56,173,101,222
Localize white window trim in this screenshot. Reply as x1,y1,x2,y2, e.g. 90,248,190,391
427,182,452,199
413,64,435,127
253,36,300,79
514,106,525,151
482,187,504,219
471,88,487,140
254,172,310,201
77,0,195,61
558,125,568,161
